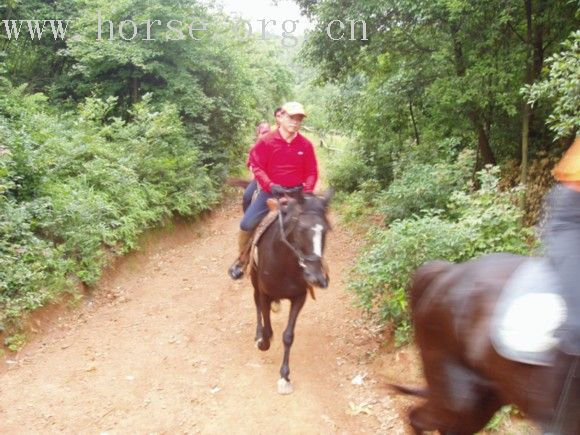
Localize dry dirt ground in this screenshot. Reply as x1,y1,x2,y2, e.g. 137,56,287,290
0,197,422,434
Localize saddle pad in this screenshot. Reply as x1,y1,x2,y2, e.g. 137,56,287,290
490,258,567,366
247,210,279,272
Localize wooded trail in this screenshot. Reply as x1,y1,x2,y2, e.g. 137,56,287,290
0,198,415,434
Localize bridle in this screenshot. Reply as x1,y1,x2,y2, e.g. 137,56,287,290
276,203,324,269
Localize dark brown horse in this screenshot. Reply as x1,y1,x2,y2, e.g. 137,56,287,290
395,253,579,434
251,188,333,394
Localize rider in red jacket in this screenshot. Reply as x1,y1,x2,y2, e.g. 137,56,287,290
248,127,318,194
228,102,319,280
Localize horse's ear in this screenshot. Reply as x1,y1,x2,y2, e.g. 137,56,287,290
281,197,299,215
277,197,291,215
322,188,335,208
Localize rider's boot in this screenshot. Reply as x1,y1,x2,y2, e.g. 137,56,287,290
228,229,254,280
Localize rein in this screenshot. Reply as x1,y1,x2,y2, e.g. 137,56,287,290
276,206,321,268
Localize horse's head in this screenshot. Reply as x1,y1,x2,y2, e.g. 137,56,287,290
279,189,334,289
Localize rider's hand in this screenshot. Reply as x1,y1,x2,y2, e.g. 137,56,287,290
270,184,285,197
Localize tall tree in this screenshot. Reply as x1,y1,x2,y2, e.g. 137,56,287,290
2,0,293,168
293,0,578,173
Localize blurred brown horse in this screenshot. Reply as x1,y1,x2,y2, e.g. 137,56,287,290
395,253,579,434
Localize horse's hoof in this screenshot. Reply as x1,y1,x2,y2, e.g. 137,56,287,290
228,263,244,280
255,338,270,351
271,300,281,313
277,378,293,395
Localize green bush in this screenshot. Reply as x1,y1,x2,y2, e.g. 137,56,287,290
349,214,467,340
0,84,219,329
348,166,535,344
336,179,382,225
524,30,580,139
376,149,474,224
446,166,536,257
0,199,73,324
326,143,375,192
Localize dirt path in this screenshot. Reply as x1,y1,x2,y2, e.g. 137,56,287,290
0,198,416,434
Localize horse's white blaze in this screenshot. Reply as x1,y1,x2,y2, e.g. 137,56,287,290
312,224,323,257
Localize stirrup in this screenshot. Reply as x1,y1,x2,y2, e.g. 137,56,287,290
228,262,244,280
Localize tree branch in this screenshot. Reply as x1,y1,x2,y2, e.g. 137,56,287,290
507,21,527,45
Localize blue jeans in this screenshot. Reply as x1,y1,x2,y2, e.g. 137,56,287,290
240,189,273,232
544,184,580,355
242,179,258,213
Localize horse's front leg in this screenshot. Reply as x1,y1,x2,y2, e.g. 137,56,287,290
277,292,306,395
256,292,273,351
253,284,264,348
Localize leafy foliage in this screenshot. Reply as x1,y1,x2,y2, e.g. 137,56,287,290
348,167,535,344
334,180,382,227
524,31,580,139
326,143,376,192
0,79,218,328
290,0,574,346
0,0,293,332
2,0,292,169
377,150,474,223
296,0,577,177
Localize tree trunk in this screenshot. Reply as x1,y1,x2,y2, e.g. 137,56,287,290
471,113,496,165
449,22,496,165
131,75,139,105
520,103,530,210
409,99,420,145
520,0,533,197
532,0,546,78
520,0,546,210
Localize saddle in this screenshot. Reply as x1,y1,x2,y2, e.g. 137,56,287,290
246,199,280,274
491,258,567,366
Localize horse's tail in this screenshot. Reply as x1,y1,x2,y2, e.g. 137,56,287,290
226,178,251,189
387,383,428,398
409,260,453,311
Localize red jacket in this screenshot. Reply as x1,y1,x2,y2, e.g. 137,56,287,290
248,130,318,193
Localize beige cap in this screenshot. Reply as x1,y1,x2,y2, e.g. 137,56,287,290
281,101,307,117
